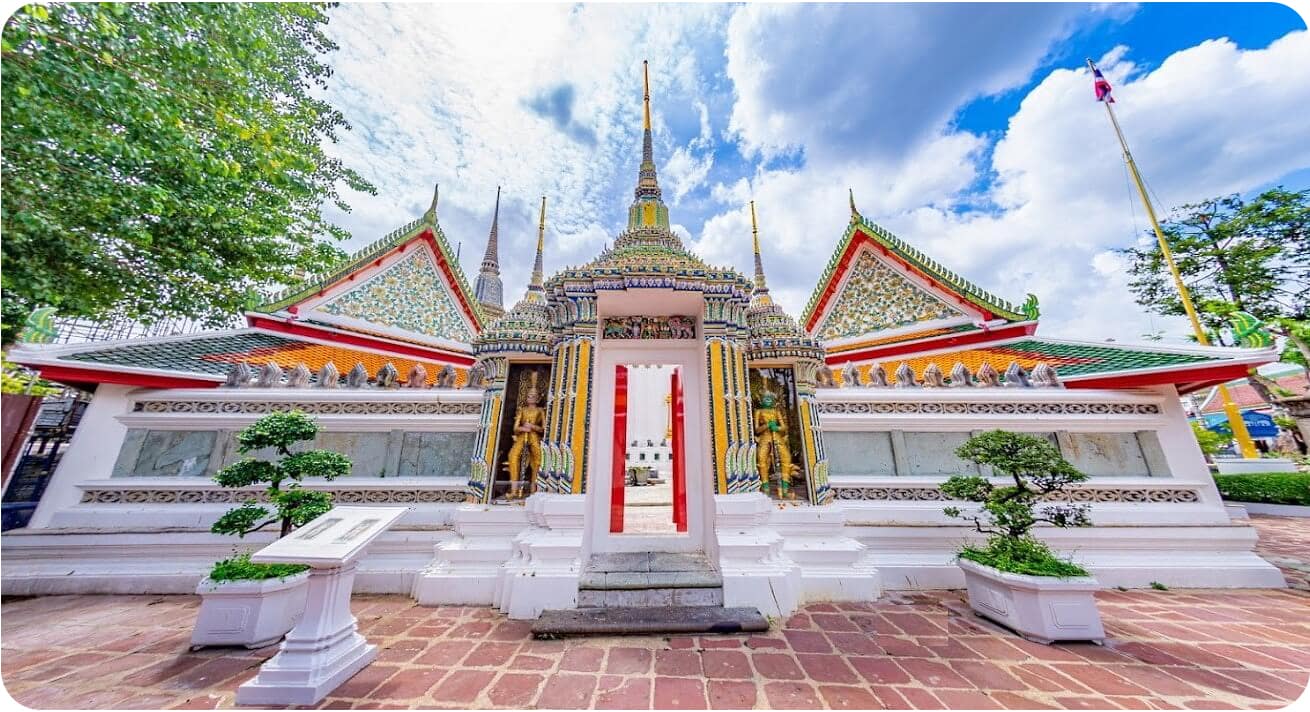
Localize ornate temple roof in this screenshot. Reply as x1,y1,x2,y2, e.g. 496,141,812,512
475,198,554,356
745,202,825,362
9,328,470,389
802,195,1034,349
257,185,485,341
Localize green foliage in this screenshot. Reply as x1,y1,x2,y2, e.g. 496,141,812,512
1117,189,1309,365
1213,472,1310,505
1149,581,1169,591
0,353,59,395
208,551,308,583
0,3,376,344
942,430,1091,577
237,411,320,454
1190,421,1229,457
282,450,350,481
210,411,350,539
958,537,1089,578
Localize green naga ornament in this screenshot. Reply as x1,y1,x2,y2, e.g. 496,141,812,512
1227,311,1274,348
18,307,58,344
1021,293,1041,321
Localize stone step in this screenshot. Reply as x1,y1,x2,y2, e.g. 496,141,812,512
532,606,768,638
578,586,723,608
585,552,713,574
579,570,722,590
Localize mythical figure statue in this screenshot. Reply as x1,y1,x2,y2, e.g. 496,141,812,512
894,362,918,388
949,362,973,387
1003,361,1030,388
922,363,947,388
406,364,428,388
436,364,457,388
815,364,835,388
286,363,312,389
346,362,369,388
754,392,798,500
256,361,283,388
466,363,486,390
504,373,546,499
376,362,400,388
976,362,1001,387
317,361,339,388
1031,362,1062,388
866,364,889,388
841,362,860,388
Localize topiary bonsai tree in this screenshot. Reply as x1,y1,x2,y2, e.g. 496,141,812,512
208,410,351,580
941,430,1092,577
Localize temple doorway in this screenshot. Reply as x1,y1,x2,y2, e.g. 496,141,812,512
610,364,686,536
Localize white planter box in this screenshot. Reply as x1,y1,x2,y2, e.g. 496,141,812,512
191,572,309,649
958,558,1105,644
1215,457,1298,474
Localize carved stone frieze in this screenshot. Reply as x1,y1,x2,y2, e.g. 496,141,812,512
80,485,470,505
832,484,1200,503
816,401,1161,416
132,400,483,416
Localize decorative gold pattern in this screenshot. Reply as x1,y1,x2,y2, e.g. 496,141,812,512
817,250,964,340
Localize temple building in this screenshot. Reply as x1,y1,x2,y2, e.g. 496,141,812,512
4,63,1284,617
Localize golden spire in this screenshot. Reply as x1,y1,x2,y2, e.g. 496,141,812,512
643,60,652,130
848,188,860,221
749,200,770,299
530,196,546,291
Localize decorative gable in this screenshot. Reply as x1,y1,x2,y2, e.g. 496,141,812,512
313,247,475,344
816,249,966,341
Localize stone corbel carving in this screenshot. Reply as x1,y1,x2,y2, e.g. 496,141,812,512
866,364,889,388
922,363,946,387
346,362,369,388
949,362,973,387
317,362,340,388
435,364,457,389
841,362,860,388
286,363,312,388
815,364,835,388
894,362,918,388
406,364,428,389
1004,361,1031,388
255,362,283,388
466,364,486,390
976,362,1001,387
376,363,399,389
1031,362,1062,388
224,362,254,388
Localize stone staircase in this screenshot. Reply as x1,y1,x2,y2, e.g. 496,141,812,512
531,552,769,638
578,552,723,607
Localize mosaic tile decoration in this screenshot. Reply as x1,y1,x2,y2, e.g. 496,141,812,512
317,248,474,344
817,250,965,341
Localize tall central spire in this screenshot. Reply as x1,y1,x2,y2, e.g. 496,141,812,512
750,200,772,305
474,187,505,316
628,60,670,231
528,196,547,300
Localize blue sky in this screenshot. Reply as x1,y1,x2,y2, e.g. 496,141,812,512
317,3,1309,343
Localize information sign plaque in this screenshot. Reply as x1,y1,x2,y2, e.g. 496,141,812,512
236,506,408,706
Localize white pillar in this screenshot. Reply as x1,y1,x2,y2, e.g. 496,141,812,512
29,384,132,528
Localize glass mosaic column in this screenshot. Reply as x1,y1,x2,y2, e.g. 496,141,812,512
467,356,508,503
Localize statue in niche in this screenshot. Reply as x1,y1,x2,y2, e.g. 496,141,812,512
754,392,798,500
504,371,545,499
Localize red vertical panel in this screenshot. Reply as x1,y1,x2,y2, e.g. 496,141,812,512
611,365,628,533
671,368,687,532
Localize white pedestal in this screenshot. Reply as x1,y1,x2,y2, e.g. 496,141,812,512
235,506,407,706
1215,457,1298,474
237,562,374,705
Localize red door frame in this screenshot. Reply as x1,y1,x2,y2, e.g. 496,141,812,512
671,368,687,532
610,365,628,533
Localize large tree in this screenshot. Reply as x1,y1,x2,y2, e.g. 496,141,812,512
1,3,374,344
1119,187,1310,377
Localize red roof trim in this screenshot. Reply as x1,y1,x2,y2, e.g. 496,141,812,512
1064,362,1255,394
33,365,221,390
826,322,1037,365
804,227,993,334
247,316,476,366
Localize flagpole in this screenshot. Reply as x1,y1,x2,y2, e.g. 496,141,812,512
1088,58,1259,459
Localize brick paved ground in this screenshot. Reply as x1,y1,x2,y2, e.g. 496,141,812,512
2,515,1308,710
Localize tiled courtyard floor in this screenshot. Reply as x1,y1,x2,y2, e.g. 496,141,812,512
2,515,1307,710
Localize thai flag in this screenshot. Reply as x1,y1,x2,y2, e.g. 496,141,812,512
1093,66,1115,103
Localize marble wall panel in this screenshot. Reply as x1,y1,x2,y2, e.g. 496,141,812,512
397,432,476,477
826,431,896,476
